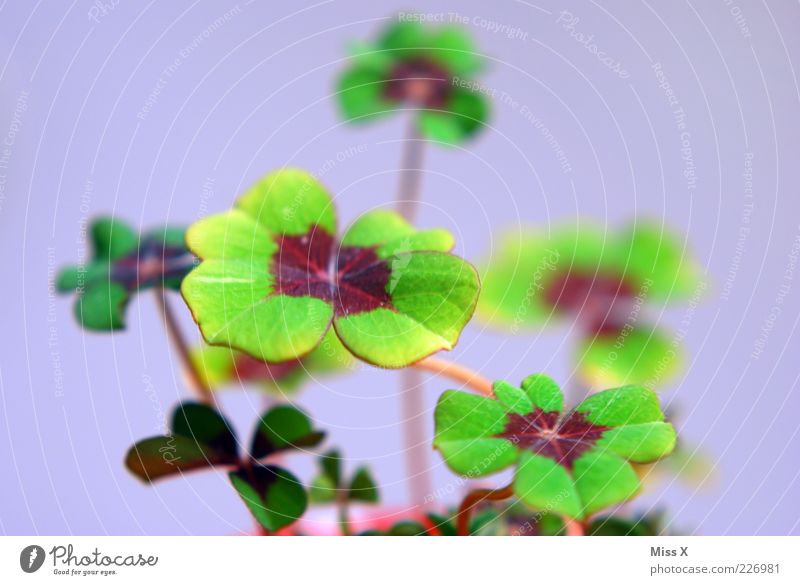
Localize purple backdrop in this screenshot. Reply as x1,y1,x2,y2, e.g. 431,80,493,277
1,0,798,535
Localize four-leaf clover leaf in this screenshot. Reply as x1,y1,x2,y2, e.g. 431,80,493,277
434,374,676,521
182,168,479,368
338,19,489,144
126,402,324,532
478,222,703,387
57,217,194,330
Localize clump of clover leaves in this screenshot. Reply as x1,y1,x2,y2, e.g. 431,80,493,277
478,222,703,387
181,168,479,368
338,18,489,145
434,374,676,521
308,449,379,535
192,330,353,396
57,217,194,330
126,402,324,532
309,448,379,505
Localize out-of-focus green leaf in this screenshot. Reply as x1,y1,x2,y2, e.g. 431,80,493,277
250,405,325,459
229,465,307,532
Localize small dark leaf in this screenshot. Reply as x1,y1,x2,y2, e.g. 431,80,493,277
348,467,379,503
172,402,238,459
426,513,457,536
228,465,307,532
320,449,342,487
308,474,337,504
125,435,237,482
250,405,324,459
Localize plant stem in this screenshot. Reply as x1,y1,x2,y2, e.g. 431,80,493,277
456,484,514,536
412,356,495,397
564,517,586,536
153,290,213,404
400,368,433,504
394,120,425,223
394,119,431,505
337,490,352,536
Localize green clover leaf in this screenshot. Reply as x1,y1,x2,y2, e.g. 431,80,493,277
433,375,676,520
636,438,717,491
228,465,308,533
182,168,479,368
126,401,323,532
577,326,683,388
337,18,489,145
250,404,326,459
477,222,703,388
308,449,379,505
479,222,703,329
57,217,195,331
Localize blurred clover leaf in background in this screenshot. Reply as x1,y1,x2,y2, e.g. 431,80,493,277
337,18,490,144
478,221,704,388
309,448,379,506
576,326,678,389
181,168,480,368
56,217,194,331
191,330,353,396
126,402,324,532
433,374,676,521
634,434,718,493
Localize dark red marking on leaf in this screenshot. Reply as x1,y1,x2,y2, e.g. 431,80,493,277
272,230,393,317
495,409,610,470
233,353,302,383
111,238,195,291
544,271,637,336
384,58,451,108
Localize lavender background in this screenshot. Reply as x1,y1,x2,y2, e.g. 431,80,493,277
1,0,799,535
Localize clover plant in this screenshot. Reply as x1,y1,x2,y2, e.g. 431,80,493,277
434,375,675,524
338,19,489,144
181,168,479,368
57,218,194,330
53,15,700,536
308,449,379,535
478,222,703,388
126,402,323,532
